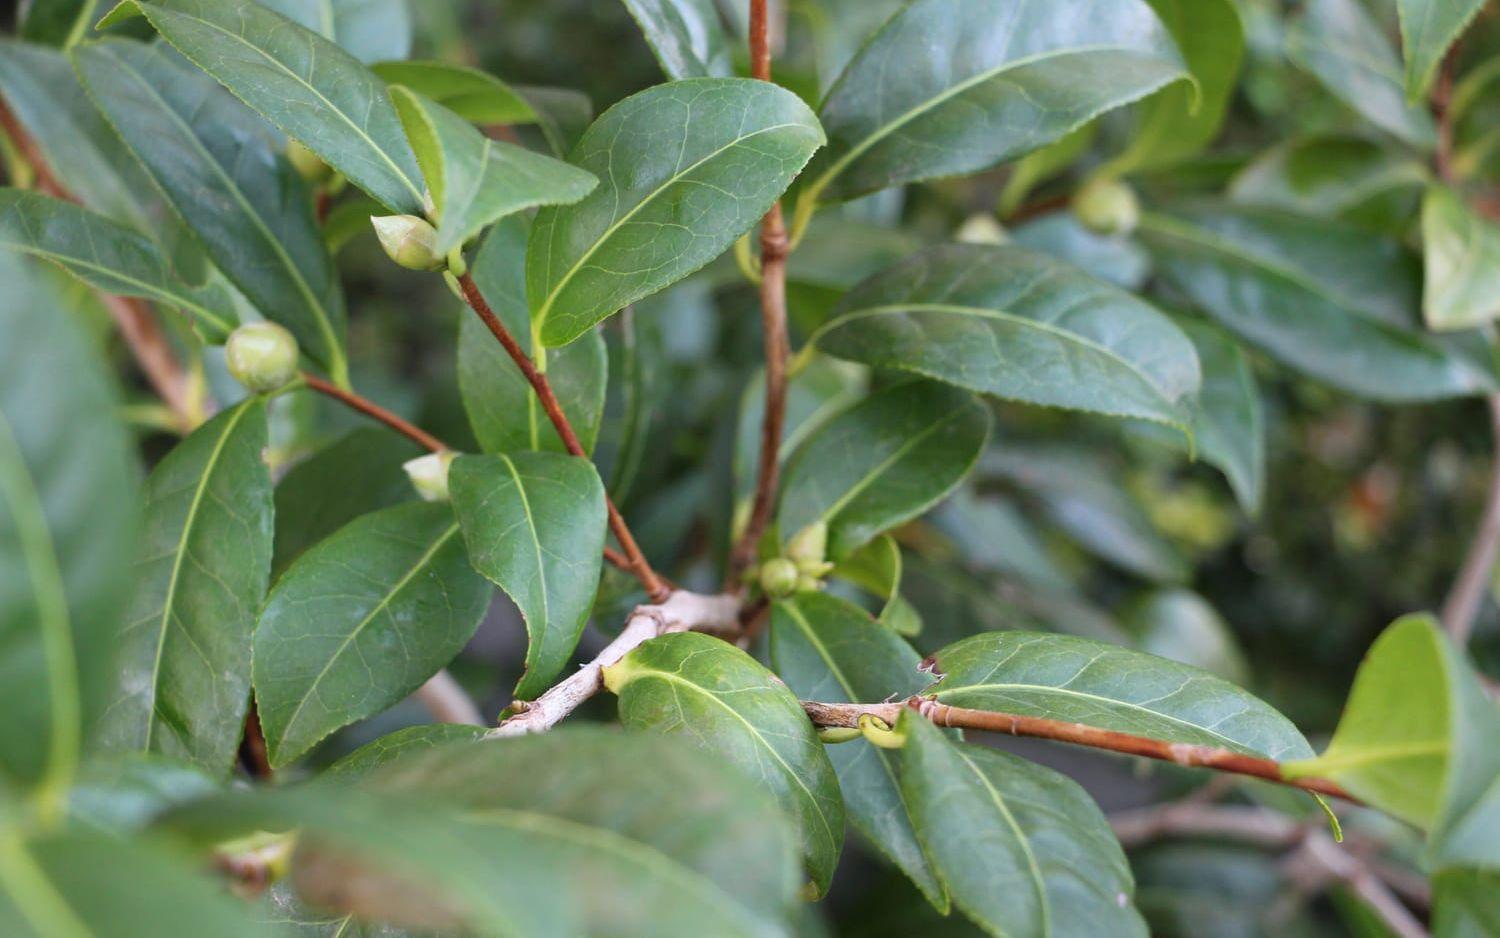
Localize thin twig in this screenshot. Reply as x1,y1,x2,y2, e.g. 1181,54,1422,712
413,670,484,726
801,698,1357,801
456,273,669,602
1111,804,1305,849
1290,833,1430,938
302,372,449,453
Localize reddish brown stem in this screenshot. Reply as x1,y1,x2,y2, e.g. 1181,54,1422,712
802,698,1358,802
303,371,449,453
456,273,668,602
238,702,273,780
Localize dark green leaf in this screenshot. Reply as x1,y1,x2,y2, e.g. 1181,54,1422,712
96,399,272,776
1229,136,1428,231
19,0,101,46
256,0,412,63
328,723,487,779
515,86,593,159
1398,0,1487,99
1421,185,1500,331
931,490,1074,593
528,78,824,347
813,245,1200,432
449,452,607,700
372,60,535,124
1181,319,1264,512
621,0,734,79
1123,589,1250,685
1010,214,1150,290
254,502,491,767
67,754,218,834
734,356,865,503
606,631,845,896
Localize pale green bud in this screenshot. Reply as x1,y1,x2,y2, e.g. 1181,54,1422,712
372,214,443,270
225,322,298,393
759,558,800,599
403,451,458,502
955,213,1008,245
785,521,828,567
285,139,332,185
1073,177,1140,236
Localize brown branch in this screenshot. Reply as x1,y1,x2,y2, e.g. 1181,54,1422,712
302,372,449,453
238,703,273,780
456,272,669,602
801,698,1358,801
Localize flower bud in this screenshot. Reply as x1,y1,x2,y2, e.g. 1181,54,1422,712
285,139,332,185
1073,177,1140,236
785,521,828,567
955,213,1008,245
404,451,458,502
759,558,800,599
372,214,443,270
225,322,298,393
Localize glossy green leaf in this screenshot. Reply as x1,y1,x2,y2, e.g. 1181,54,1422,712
1398,0,1487,99
76,39,348,379
778,381,991,560
831,535,910,628
527,78,824,348
517,86,594,159
1124,589,1250,685
621,0,734,79
458,218,608,455
594,306,658,501
1010,213,1151,290
733,356,866,503
449,452,607,700
66,754,218,834
926,631,1313,760
1286,0,1436,149
96,399,272,776
794,0,1189,213
931,490,1074,593
1140,206,1500,401
811,244,1201,433
1422,185,1500,331
108,0,425,214
0,190,238,342
769,593,944,909
897,712,1147,938
1182,319,1264,512
328,723,487,779
253,502,491,767
606,631,845,895
372,60,536,124
1284,614,1500,832
256,0,412,63
1229,136,1429,231
390,86,596,256
0,253,138,797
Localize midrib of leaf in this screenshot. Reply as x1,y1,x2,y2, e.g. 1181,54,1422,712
0,834,91,938
532,120,811,333
148,5,425,207
0,410,79,809
142,400,251,752
812,408,966,526
952,746,1049,938
63,1,102,49
102,49,344,378
276,521,462,749
498,454,550,674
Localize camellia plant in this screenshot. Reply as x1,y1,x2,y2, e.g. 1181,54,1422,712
3,0,1500,934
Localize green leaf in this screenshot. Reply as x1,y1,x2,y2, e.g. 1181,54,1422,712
327,723,487,779
1432,867,1500,938
1286,0,1436,149
0,829,268,937
19,0,102,46
66,754,218,834
1123,589,1250,686
528,77,824,348
256,0,412,64
778,381,991,560
810,244,1201,433
1398,0,1487,99
621,0,734,79
794,0,1189,214
769,593,944,909
1139,206,1500,401
606,631,845,896
75,39,349,379
1010,213,1151,290
372,60,536,124
896,712,1147,938
926,631,1313,760
96,399,272,777
0,253,138,799
1229,136,1429,232
931,490,1075,593
109,0,426,214
1422,185,1500,331
830,534,916,632
390,86,597,256
253,502,491,767
733,356,866,503
1284,614,1500,832
449,452,607,700
0,190,239,341
516,86,594,159
458,217,608,455
1181,319,1264,512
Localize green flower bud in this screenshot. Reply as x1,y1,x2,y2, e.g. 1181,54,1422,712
372,214,443,270
759,558,800,599
955,213,1008,245
785,521,828,567
285,139,332,185
1073,177,1140,236
225,322,298,393
403,451,458,502
795,573,823,594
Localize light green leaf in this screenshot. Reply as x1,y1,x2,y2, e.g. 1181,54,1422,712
621,0,734,80
1286,0,1436,149
897,712,1147,938
810,244,1201,433
253,502,491,768
108,0,425,214
830,534,915,631
0,190,238,341
458,217,608,455
0,253,138,800
794,0,1189,215
1432,867,1500,938
75,39,348,379
778,381,991,560
96,399,272,777
256,0,412,63
390,86,597,256
1229,136,1429,232
449,452,607,700
1398,0,1487,99
1182,319,1264,512
606,631,845,896
528,77,824,348
372,60,536,125
1285,614,1500,832
769,593,944,910
926,631,1313,760
1422,184,1500,331
1140,205,1500,401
